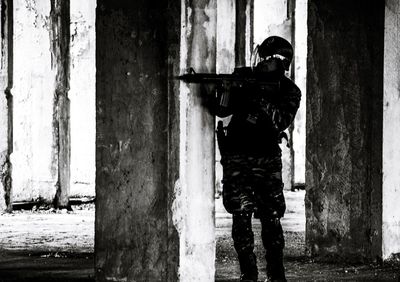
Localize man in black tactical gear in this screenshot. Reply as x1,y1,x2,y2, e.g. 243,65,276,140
214,36,301,282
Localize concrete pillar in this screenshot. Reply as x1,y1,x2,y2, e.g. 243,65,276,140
0,0,13,212
70,0,96,197
50,0,71,208
166,1,181,279
178,0,216,280
217,0,235,73
293,0,307,186
95,0,184,281
235,0,253,67
306,1,384,261
287,0,296,190
383,0,400,260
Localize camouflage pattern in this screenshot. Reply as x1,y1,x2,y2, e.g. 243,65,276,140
221,153,285,218
221,153,286,281
232,212,286,281
217,60,299,282
232,212,258,281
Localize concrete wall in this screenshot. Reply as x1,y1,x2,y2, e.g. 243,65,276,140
254,0,291,45
306,0,384,261
383,0,400,260
7,0,95,204
12,0,56,202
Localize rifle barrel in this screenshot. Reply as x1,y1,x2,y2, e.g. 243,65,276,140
177,72,279,87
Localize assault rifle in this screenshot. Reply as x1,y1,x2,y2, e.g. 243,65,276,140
177,67,280,117
177,67,279,88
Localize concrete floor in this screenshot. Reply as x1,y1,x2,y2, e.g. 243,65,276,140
0,191,399,281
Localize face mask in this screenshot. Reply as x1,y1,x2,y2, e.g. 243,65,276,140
255,58,285,75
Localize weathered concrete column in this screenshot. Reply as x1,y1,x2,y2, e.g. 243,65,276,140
50,0,71,208
178,0,217,280
235,0,253,67
306,1,384,261
383,0,400,260
217,0,235,73
0,0,13,212
96,0,181,280
293,0,307,186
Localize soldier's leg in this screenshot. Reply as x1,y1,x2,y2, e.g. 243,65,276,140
253,155,286,281
260,216,286,281
232,212,258,281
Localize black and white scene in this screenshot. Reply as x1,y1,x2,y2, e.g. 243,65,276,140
0,0,400,281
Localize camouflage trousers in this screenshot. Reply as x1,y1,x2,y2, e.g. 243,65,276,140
221,153,286,280
221,153,286,218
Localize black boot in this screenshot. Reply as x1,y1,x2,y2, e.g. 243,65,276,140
261,217,286,282
238,251,258,282
265,249,286,282
232,212,258,281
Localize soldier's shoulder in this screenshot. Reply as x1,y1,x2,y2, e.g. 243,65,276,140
280,76,301,96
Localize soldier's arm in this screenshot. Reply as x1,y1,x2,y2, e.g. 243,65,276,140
258,78,301,132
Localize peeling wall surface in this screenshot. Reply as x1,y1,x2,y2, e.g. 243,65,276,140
383,0,400,260
306,1,384,260
12,0,56,202
95,0,177,280
69,0,95,197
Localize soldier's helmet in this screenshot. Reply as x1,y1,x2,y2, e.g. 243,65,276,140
258,36,293,71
